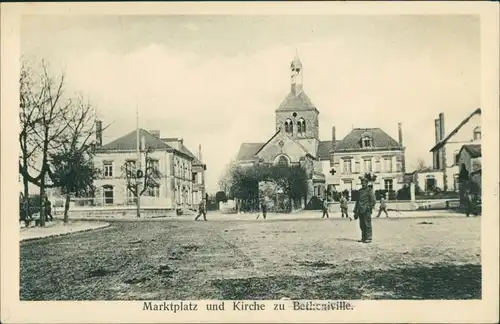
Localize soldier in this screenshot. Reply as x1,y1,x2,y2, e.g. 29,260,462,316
194,198,207,221
256,198,267,220
376,197,389,218
339,195,352,220
321,198,329,219
353,178,376,243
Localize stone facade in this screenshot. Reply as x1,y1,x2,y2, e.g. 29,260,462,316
93,128,206,209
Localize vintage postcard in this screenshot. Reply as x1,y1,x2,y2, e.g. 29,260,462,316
1,1,499,323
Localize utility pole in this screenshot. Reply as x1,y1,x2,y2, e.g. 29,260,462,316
136,102,141,218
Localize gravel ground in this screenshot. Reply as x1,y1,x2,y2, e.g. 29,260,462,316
20,214,481,300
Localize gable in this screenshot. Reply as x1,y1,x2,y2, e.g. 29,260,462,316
256,130,312,163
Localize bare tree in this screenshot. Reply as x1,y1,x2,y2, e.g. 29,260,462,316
19,59,73,226
122,147,161,218
218,159,238,194
414,158,431,172
49,97,102,223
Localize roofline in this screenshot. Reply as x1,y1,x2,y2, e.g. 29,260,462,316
429,108,481,152
334,147,404,153
458,144,482,159
95,147,195,160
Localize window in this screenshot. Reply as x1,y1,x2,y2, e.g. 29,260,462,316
384,158,392,173
147,185,160,197
473,126,481,140
277,156,289,166
396,161,402,172
343,159,352,174
384,179,393,191
103,185,114,205
149,159,159,172
192,172,197,182
364,159,373,172
297,118,306,135
375,160,381,173
284,119,293,134
125,160,136,171
354,161,360,173
103,162,113,177
425,176,436,191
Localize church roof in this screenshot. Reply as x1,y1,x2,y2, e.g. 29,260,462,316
276,91,317,112
236,142,265,161
97,128,173,152
335,128,401,152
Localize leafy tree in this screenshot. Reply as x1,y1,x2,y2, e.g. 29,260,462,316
215,191,228,203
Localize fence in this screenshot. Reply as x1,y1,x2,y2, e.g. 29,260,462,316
326,198,461,212
50,196,194,210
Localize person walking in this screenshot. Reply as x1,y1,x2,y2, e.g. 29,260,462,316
194,198,207,221
256,198,267,220
339,195,352,220
376,197,389,218
44,197,53,222
353,178,376,243
464,189,477,217
321,198,329,218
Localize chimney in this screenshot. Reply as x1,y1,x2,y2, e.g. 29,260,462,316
95,120,103,147
331,126,336,149
149,130,160,138
178,137,183,145
198,144,203,162
434,118,441,144
438,113,445,140
398,122,403,146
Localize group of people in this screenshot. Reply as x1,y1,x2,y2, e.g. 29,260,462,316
20,195,53,227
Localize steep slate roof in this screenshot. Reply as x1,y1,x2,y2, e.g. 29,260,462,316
430,108,481,152
277,91,317,111
460,144,482,158
317,140,340,160
162,138,204,165
334,128,401,152
97,129,173,151
237,142,265,161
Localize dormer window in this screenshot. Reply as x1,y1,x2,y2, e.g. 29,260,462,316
361,132,373,148
297,118,306,136
284,118,293,134
473,126,481,140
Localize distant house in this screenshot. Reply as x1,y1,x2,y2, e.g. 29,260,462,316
93,124,206,209
429,108,481,192
457,143,481,195
409,167,445,193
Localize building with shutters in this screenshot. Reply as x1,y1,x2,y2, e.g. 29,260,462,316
93,125,206,209
235,54,405,202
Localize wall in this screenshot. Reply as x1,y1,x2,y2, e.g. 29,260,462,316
275,109,319,139
328,150,405,192
414,171,445,192
439,113,481,190
256,131,308,163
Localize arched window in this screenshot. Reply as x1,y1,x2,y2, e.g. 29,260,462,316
277,156,289,167
297,118,306,135
284,118,293,134
473,126,481,140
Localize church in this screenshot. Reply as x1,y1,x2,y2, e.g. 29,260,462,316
236,54,406,203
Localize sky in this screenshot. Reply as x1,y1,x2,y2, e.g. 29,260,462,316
21,15,480,193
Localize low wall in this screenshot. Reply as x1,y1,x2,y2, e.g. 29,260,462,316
327,199,460,212
53,206,195,219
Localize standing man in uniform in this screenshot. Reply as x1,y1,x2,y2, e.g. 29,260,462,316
353,178,376,243
256,197,267,220
194,198,207,221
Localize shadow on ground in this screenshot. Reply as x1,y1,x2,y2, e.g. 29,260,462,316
211,263,481,300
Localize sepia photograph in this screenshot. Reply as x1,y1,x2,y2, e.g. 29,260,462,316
1,2,499,323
